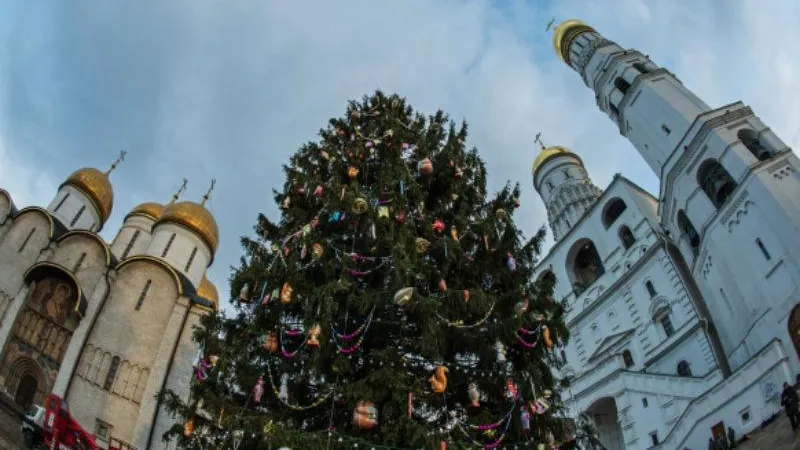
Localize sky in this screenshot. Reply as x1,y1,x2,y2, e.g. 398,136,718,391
1,0,798,312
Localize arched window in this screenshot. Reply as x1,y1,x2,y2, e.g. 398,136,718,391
618,225,635,249
677,360,692,377
622,349,634,368
677,210,700,255
645,280,657,298
615,77,631,95
104,356,121,391
602,198,627,229
697,160,737,209
738,128,774,161
567,239,606,295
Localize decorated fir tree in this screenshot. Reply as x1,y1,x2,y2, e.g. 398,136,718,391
161,91,577,449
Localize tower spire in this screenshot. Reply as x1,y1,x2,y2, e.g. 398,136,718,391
535,132,547,151
168,178,188,205
200,179,216,207
105,150,127,176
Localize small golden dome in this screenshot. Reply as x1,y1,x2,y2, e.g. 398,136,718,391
62,168,114,223
156,201,219,255
197,276,219,309
532,146,574,175
127,202,164,222
552,19,595,64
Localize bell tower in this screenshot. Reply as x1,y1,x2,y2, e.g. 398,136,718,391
553,19,800,372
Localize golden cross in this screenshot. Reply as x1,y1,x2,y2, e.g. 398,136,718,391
169,178,188,204
106,150,127,175
535,132,546,150
546,18,555,32
201,179,216,206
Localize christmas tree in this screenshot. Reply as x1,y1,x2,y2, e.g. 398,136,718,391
161,91,577,449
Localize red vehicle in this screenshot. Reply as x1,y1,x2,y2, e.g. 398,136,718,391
41,394,99,450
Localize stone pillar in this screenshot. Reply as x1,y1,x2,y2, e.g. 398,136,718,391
54,273,112,396
152,306,206,450
131,297,190,449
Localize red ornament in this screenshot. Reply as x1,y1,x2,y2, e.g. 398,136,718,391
314,185,324,197
438,279,447,293
432,220,445,233
395,210,407,224
418,158,434,175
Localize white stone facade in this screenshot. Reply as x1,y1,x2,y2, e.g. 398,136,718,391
538,20,800,449
0,176,216,450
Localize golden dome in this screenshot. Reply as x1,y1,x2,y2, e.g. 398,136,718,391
532,146,575,175
552,19,595,64
156,201,219,255
197,276,219,309
126,202,164,222
62,168,114,223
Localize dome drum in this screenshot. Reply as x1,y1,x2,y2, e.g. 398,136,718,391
552,19,596,65
154,201,219,256
61,168,114,225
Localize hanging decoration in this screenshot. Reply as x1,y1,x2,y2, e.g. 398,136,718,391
352,401,379,429
393,287,414,306
253,376,265,405
353,197,369,214
418,157,434,175
430,366,448,393
348,166,360,180
542,325,554,349
280,282,294,304
266,362,332,411
468,383,480,407
307,323,322,348
238,283,251,302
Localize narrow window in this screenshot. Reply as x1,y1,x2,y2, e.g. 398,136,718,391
121,230,141,260
677,210,700,255
660,315,675,337
677,360,692,377
161,233,176,258
614,77,631,94
563,169,572,179
53,193,70,213
104,356,121,390
661,124,671,135
73,252,87,272
19,228,36,253
134,280,152,311
756,238,771,261
70,205,86,227
565,219,571,228
545,180,554,192
184,246,198,272
642,398,649,408
619,225,635,249
650,431,659,446
646,280,657,298
622,349,634,368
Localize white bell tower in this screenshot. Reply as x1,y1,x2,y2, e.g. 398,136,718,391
553,19,800,372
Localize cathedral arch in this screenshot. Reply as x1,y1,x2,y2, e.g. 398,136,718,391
737,128,775,162
0,188,15,225
5,356,45,409
56,230,113,267
696,159,738,209
583,396,625,449
618,225,635,250
115,255,185,296
601,198,627,229
24,261,87,319
566,239,605,295
13,207,57,238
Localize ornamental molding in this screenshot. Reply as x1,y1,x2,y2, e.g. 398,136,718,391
575,38,612,73
720,190,751,225
726,199,754,233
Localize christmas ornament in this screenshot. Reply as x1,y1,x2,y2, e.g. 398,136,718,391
395,210,406,224
352,401,378,429
184,418,194,437
455,167,463,178
377,205,390,219
496,208,508,221
302,224,312,236
512,197,521,208
347,165,359,180
280,282,294,304
505,378,518,400
394,287,414,306
430,366,448,393
307,323,321,348
542,325,554,349
520,409,531,431
253,376,265,404
438,279,447,293
418,157,434,175
463,289,470,302
407,392,413,418
450,225,459,242
264,332,278,353
238,283,251,302
296,184,306,195
416,238,430,254
195,357,212,382
507,252,517,271
432,219,445,233
311,243,324,259
281,197,291,209
468,383,480,407
321,150,330,160
300,244,308,260
353,197,368,214
329,211,344,222
514,298,529,317
313,185,324,197
440,441,447,450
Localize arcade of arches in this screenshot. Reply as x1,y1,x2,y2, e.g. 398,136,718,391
0,276,81,409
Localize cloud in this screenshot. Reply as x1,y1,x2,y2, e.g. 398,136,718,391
0,0,798,312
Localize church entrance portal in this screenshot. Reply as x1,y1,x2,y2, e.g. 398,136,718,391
14,374,37,410
789,304,800,361
585,397,625,450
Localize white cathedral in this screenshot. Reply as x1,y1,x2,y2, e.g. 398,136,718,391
533,20,800,449
0,158,219,449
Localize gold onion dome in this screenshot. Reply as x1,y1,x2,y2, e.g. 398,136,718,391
127,202,164,221
156,201,219,255
552,19,595,63
532,145,575,175
62,168,114,223
197,276,219,310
